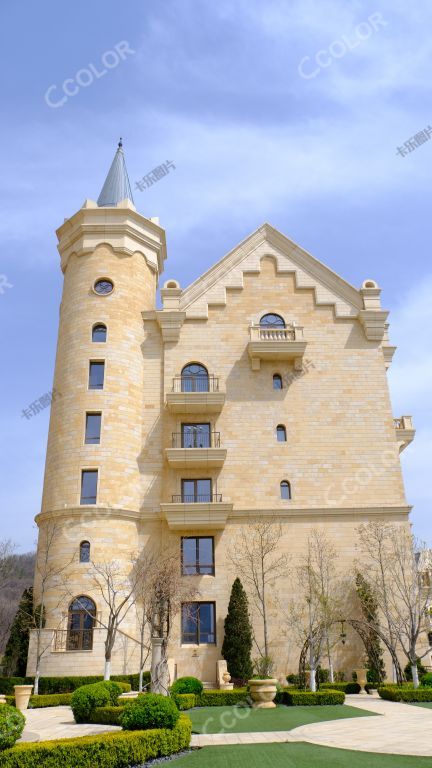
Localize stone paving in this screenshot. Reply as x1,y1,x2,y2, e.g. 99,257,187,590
19,706,120,742
19,695,432,756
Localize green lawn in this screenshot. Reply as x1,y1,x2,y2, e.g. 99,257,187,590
174,743,432,767
410,701,432,709
187,704,377,734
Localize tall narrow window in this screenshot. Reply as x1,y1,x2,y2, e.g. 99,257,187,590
92,324,107,342
80,541,90,563
67,596,96,650
85,413,102,444
182,537,215,575
89,361,105,390
80,470,98,505
273,374,283,390
181,602,216,644
181,363,209,392
181,423,211,448
280,480,291,500
181,479,212,503
276,425,287,442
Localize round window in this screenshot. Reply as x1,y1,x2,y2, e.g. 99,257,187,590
94,279,114,295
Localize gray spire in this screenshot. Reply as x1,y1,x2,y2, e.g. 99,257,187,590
97,139,134,207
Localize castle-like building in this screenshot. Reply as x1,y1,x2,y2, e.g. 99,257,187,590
27,143,415,683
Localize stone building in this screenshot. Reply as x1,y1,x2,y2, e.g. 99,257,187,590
27,143,416,684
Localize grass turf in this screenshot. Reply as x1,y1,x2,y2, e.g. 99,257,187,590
187,704,377,734
410,701,432,709
174,743,432,767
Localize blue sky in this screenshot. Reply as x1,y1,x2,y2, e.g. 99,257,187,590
0,0,430,550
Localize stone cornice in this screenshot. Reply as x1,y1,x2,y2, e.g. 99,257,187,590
35,506,144,526
228,505,411,521
56,202,167,275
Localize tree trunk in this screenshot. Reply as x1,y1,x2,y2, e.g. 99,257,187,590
139,667,144,693
104,659,111,680
34,668,40,696
411,663,419,689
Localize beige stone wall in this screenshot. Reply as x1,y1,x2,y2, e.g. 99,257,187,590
29,229,413,684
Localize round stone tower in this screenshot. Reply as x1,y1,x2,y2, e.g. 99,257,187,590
28,144,166,677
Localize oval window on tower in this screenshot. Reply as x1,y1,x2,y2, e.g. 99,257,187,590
93,279,114,296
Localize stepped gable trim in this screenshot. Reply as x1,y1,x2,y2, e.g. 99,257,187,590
180,223,362,320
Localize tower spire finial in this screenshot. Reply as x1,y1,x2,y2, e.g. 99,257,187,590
97,139,134,207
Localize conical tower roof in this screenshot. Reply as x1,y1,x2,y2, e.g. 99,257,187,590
97,139,134,207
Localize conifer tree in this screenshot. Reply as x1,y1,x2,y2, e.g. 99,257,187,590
355,572,386,684
3,588,35,676
222,577,253,681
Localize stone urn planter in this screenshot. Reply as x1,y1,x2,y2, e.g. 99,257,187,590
248,678,278,708
14,684,33,711
355,668,368,694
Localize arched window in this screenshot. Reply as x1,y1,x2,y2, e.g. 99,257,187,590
280,480,291,500
79,541,90,563
260,313,285,328
92,323,107,342
181,363,209,393
273,374,283,390
67,596,96,651
276,425,287,442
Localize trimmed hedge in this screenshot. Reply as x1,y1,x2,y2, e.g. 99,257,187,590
283,689,345,706
121,694,179,731
170,677,203,695
4,694,73,709
89,706,125,725
196,689,248,707
0,714,191,768
0,674,143,696
71,682,122,723
378,686,432,702
171,693,196,710
0,706,25,751
320,682,361,694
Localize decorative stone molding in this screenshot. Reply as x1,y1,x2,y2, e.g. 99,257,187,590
394,416,416,453
160,502,233,530
56,199,167,275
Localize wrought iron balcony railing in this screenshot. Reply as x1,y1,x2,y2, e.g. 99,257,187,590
53,628,95,652
172,431,220,448
172,375,219,393
171,493,223,504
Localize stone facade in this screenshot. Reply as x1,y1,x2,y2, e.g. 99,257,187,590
27,193,415,684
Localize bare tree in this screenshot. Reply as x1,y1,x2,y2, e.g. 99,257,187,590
32,524,74,693
358,522,432,687
88,558,145,681
135,548,197,694
229,518,289,671
288,530,341,691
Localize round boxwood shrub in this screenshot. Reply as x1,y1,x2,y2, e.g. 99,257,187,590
421,672,432,688
170,676,203,695
0,704,25,750
71,682,112,723
101,680,123,704
121,693,180,731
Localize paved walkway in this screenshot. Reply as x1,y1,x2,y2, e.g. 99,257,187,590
19,706,120,742
19,695,432,756
191,695,432,756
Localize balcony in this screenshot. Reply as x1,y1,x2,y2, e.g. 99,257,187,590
165,432,227,468
394,416,415,453
160,493,233,531
165,375,225,413
247,323,307,370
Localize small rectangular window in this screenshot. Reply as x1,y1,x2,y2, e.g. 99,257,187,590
181,602,216,644
89,362,105,390
85,413,102,444
80,470,98,505
181,537,215,575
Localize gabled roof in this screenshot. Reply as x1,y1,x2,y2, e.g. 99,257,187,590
97,139,134,208
180,223,363,319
